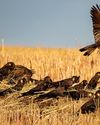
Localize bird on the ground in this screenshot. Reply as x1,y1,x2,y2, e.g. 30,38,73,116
20,76,53,97
0,62,15,81
53,76,80,90
7,64,35,85
69,80,88,90
86,72,100,89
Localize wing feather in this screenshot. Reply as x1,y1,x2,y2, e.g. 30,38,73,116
91,4,100,43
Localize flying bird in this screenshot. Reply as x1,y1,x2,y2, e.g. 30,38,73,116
79,4,100,56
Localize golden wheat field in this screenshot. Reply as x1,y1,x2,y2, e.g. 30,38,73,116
0,46,100,125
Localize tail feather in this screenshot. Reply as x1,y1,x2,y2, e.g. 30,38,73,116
83,48,96,56
79,44,97,56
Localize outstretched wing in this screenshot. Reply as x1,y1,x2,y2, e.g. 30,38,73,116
91,4,100,43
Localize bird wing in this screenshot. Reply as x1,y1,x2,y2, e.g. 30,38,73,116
91,4,100,43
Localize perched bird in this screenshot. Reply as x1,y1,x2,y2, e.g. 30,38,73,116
7,65,35,85
29,76,53,85
0,62,35,86
80,98,96,114
79,4,100,56
64,89,93,100
86,72,100,89
53,76,80,90
76,89,100,114
35,87,65,100
69,80,88,90
0,62,15,81
21,75,79,97
21,76,53,97
0,78,28,96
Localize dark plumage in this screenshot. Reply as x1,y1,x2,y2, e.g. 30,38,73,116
64,89,93,100
0,62,15,81
42,76,53,84
81,98,96,114
79,4,100,56
7,65,35,85
21,76,53,97
79,90,94,98
35,87,65,100
86,72,100,89
0,62,35,87
0,88,14,96
70,80,88,90
64,90,80,100
11,77,29,91
0,78,27,96
77,89,100,114
21,76,80,97
53,76,80,90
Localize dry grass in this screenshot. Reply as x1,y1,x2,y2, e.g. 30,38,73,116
0,46,100,125
0,46,100,81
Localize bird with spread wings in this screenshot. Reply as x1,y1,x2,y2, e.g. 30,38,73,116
79,4,100,56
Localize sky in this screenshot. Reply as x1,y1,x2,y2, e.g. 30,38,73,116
0,0,99,48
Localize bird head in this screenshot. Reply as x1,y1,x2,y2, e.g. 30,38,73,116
72,76,80,83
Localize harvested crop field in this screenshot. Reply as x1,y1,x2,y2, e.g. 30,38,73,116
0,46,100,125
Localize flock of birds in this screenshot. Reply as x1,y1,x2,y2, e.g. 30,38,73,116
0,62,100,115
0,4,100,116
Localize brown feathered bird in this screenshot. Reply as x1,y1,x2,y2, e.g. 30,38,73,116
0,78,28,96
86,72,100,89
53,76,80,90
35,87,65,100
7,65,35,85
79,4,100,56
75,89,100,114
69,80,88,90
21,76,53,97
0,62,15,81
79,89,100,114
